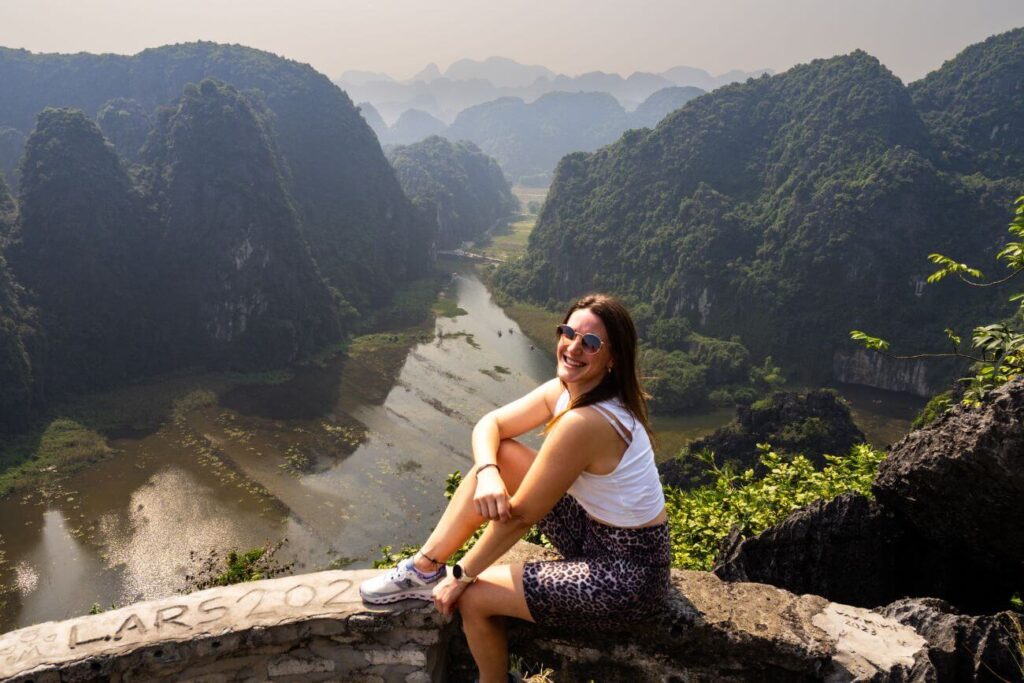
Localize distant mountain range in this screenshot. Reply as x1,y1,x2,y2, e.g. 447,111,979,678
363,86,705,184
338,56,770,123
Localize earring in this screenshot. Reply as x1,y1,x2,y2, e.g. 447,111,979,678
606,366,613,373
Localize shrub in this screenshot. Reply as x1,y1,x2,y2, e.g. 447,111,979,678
664,443,885,570
183,540,293,592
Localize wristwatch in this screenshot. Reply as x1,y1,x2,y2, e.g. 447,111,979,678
452,563,478,584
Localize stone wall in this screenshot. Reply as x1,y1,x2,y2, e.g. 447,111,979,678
1,555,952,683
0,570,445,683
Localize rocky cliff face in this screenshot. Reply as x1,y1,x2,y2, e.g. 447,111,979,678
832,349,933,396
143,80,342,370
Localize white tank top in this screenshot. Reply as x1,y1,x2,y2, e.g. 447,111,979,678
554,390,666,527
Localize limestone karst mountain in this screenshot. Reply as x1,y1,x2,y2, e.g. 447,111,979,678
495,36,1024,391
8,109,154,394
370,86,704,184
447,91,630,184
0,43,435,428
631,86,706,129
142,80,342,371
0,41,433,310
337,56,764,122
387,136,517,249
387,108,448,145
96,97,151,161
0,174,38,433
910,26,1024,180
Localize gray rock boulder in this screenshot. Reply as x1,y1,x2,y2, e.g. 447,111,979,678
878,598,1023,682
714,493,902,606
713,492,1006,611
873,377,1024,609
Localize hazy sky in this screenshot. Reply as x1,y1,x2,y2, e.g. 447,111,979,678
1,0,1022,82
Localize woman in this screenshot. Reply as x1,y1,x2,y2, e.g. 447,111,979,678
360,294,671,682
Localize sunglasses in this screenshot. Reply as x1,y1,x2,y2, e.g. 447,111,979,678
556,324,605,354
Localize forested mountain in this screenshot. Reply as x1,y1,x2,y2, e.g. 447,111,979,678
387,108,448,145
142,80,342,371
631,86,706,129
387,136,517,248
357,101,388,140
0,42,432,311
496,36,1024,393
0,174,38,432
910,27,1024,180
0,43,436,431
0,128,25,191
96,97,151,161
9,109,153,394
446,92,630,184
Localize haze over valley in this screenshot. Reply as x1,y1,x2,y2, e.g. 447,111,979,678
0,8,1022,675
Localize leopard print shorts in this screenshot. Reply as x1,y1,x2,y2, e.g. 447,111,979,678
522,494,671,629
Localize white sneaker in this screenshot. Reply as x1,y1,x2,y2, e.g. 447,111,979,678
359,558,446,604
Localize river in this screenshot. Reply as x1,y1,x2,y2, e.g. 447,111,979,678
0,263,922,631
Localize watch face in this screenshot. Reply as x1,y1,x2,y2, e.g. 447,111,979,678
453,564,464,579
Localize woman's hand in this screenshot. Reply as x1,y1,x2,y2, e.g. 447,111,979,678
473,467,511,521
432,575,468,618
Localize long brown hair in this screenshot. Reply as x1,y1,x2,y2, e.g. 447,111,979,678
546,294,653,439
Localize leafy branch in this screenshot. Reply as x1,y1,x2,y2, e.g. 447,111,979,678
851,196,1024,407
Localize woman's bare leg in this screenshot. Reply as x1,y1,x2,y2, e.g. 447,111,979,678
412,439,536,573
459,563,533,683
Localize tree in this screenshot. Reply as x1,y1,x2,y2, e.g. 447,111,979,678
852,196,1024,406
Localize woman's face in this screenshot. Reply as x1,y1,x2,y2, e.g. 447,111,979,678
556,308,613,393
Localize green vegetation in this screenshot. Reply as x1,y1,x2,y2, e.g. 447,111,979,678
912,390,955,429
0,42,435,433
183,540,294,592
437,331,481,349
388,136,517,249
665,444,885,570
495,31,1024,389
853,195,1024,407
0,419,111,498
910,29,1024,179
475,216,536,262
511,185,548,215
433,292,468,318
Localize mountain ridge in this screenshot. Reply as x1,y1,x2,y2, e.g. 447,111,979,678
494,40,1024,391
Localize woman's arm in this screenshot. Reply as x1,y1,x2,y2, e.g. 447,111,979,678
471,378,562,521
433,409,611,616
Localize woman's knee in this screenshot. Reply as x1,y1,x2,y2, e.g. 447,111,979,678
495,439,535,491
458,583,491,622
